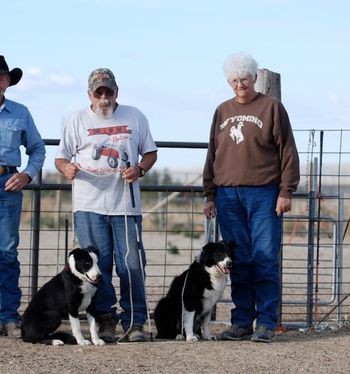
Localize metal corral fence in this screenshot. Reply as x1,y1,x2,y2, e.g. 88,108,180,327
18,129,350,329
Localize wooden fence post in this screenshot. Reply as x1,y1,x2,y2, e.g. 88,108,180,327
255,68,281,100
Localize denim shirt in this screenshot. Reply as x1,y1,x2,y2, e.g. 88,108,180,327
0,98,46,179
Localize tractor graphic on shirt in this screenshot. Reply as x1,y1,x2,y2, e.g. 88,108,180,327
91,143,128,168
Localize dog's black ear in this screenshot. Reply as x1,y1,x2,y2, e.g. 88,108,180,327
68,248,80,257
202,242,215,251
221,240,235,260
199,242,214,263
87,246,99,257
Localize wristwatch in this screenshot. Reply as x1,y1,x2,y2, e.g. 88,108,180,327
138,166,146,177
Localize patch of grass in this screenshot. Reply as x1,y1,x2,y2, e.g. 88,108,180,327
167,241,179,254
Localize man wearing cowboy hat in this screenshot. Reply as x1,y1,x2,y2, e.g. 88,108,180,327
0,56,45,338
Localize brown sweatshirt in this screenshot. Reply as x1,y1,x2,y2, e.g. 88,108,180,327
203,93,300,201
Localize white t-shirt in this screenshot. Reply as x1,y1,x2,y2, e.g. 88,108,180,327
56,104,157,215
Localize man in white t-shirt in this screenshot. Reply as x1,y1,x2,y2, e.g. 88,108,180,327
55,68,157,343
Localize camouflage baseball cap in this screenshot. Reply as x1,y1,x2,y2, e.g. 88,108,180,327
88,68,118,92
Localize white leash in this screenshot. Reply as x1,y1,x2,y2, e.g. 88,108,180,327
178,271,189,340
116,179,134,343
71,157,80,250
205,218,214,244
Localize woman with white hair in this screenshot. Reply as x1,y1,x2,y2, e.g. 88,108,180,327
203,53,300,343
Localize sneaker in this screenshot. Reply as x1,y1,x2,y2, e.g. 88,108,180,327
251,325,275,343
121,326,146,343
4,323,21,339
220,324,253,341
97,314,117,343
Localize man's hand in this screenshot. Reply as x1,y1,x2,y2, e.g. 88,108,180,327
204,201,216,219
122,165,140,183
63,162,80,180
4,172,31,192
275,196,292,216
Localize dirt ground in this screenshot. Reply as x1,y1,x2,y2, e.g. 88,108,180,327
1,322,350,374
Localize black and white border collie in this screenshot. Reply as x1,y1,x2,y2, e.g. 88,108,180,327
21,247,105,346
154,240,234,341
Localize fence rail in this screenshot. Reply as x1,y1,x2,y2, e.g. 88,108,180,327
18,130,350,328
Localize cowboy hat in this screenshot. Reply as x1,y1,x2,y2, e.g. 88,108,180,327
0,56,23,86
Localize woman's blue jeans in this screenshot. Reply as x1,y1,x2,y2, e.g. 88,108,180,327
0,175,22,324
74,211,147,331
216,184,282,330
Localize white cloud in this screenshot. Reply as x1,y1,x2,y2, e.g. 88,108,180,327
47,73,75,87
26,66,42,76
328,92,339,104
16,67,78,91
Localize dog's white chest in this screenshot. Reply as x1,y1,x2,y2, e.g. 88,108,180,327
202,276,227,313
79,283,97,312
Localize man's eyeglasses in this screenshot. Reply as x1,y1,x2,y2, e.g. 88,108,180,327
93,88,115,98
230,78,251,86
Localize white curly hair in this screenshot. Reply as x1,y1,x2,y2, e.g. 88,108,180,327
223,53,259,82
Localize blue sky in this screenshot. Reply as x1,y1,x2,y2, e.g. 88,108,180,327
2,0,350,172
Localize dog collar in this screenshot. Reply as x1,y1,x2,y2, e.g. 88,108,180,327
64,263,71,272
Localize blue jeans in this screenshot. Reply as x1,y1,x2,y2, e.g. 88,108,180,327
0,175,22,324
74,211,147,331
216,184,282,330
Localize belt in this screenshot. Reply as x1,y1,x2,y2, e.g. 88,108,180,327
0,166,18,175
